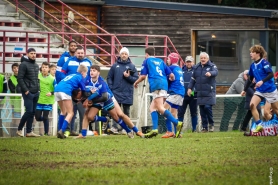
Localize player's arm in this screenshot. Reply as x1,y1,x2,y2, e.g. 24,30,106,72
134,75,146,88
61,58,70,76
134,60,148,88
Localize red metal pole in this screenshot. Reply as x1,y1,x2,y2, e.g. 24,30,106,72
111,35,115,65
164,37,167,62
16,0,18,12
84,35,86,56
61,4,64,45
3,31,6,72
145,36,148,48
26,32,28,53
47,33,50,63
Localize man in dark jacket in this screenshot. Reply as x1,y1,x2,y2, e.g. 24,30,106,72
188,52,218,133
16,48,40,137
178,56,198,132
107,47,139,134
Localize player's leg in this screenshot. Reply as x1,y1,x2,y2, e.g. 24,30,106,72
161,101,175,138
250,95,263,132
57,99,73,139
264,101,272,120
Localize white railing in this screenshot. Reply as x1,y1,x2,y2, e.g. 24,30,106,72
0,93,57,137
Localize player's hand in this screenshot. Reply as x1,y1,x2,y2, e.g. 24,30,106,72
240,91,246,96
25,91,29,95
187,89,192,97
134,81,139,88
46,92,51,96
90,88,96,93
87,100,93,107
83,99,88,108
255,80,263,89
169,73,175,81
205,72,211,77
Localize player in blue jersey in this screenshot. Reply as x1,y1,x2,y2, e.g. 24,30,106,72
75,65,144,138
54,64,88,139
241,45,278,133
162,53,185,138
56,40,77,83
134,47,183,138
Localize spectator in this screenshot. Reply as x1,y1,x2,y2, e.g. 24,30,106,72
35,62,56,136
178,56,198,132
8,63,21,137
16,48,40,137
162,53,185,138
219,70,249,131
56,40,77,83
241,45,278,133
62,47,92,136
49,64,57,78
107,47,139,134
187,52,218,133
134,47,183,138
55,64,88,139
0,73,8,137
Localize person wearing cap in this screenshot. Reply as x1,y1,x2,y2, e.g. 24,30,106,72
187,52,218,133
134,47,183,138
161,53,185,138
107,47,139,134
219,70,249,131
177,56,198,133
16,48,40,137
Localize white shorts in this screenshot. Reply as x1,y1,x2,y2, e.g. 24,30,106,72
54,92,71,101
112,96,117,103
254,89,278,104
152,90,168,99
166,94,184,106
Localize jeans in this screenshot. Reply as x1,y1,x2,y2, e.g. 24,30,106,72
18,92,40,133
199,104,214,129
70,101,85,133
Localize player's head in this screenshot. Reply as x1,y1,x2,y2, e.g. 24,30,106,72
49,64,57,77
167,53,179,65
68,40,77,54
185,56,194,68
77,63,88,78
41,62,50,75
249,45,266,60
145,47,155,58
72,89,82,101
75,46,85,60
120,47,129,61
90,65,100,78
11,63,19,75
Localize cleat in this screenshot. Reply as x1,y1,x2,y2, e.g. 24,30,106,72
64,131,70,138
175,121,184,138
109,127,119,135
74,134,86,139
144,129,158,138
253,124,263,133
16,130,23,137
127,132,134,139
161,131,175,138
57,130,66,139
69,131,79,136
209,125,214,132
102,116,110,131
136,131,145,138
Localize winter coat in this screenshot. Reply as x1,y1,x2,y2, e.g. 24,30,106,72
107,57,139,105
188,61,218,105
182,65,196,97
17,57,40,93
226,72,246,94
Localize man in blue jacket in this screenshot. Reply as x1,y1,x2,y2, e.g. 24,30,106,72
188,52,218,133
107,47,139,134
178,56,198,132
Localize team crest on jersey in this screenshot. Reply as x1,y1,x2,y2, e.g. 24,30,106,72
153,61,160,65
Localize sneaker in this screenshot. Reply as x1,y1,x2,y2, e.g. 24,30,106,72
26,132,40,137
161,131,175,138
109,127,119,135
70,131,79,136
127,132,134,139
16,130,24,137
253,124,263,133
136,131,144,138
209,125,214,132
102,116,111,131
144,129,158,138
74,134,86,139
57,130,66,139
175,121,184,138
64,131,70,138
44,133,50,136
201,128,208,133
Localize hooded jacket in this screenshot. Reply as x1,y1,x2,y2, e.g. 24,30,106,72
226,72,246,94
107,57,138,105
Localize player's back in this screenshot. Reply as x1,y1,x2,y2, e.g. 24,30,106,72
54,73,85,95
168,65,185,96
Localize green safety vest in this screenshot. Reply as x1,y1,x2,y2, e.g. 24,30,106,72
0,74,4,93
10,75,21,112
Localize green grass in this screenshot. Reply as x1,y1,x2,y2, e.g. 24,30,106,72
0,132,277,185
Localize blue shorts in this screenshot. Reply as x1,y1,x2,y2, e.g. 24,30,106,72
36,104,53,111
91,98,114,111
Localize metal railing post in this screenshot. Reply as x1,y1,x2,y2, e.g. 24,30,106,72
26,32,29,52
61,4,64,44
145,36,148,48
84,35,87,55
111,35,115,65
47,33,50,63
15,0,18,12
164,37,167,62
3,31,6,72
